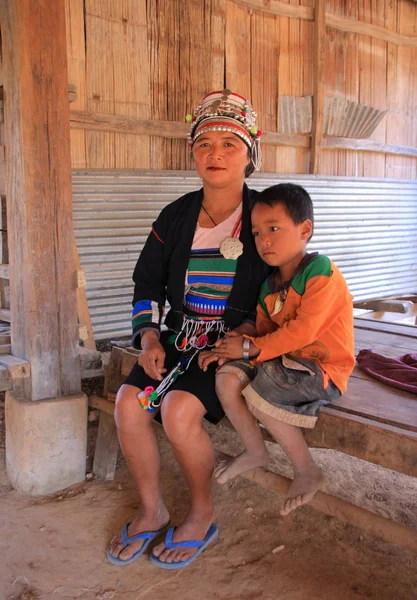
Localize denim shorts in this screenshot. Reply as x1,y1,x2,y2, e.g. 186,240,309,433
218,355,340,429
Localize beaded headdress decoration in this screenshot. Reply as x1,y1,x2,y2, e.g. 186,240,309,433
186,89,262,172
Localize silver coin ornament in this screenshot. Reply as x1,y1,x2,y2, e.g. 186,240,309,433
220,236,244,260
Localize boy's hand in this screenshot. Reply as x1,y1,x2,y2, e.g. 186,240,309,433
198,350,219,372
214,334,245,360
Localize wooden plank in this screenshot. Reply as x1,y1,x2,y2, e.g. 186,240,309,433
326,12,417,48
103,346,124,397
0,308,10,322
147,0,169,170
90,394,115,415
304,407,417,477
0,354,30,377
0,0,80,399
310,0,326,174
251,12,280,171
112,1,150,170
85,3,115,169
354,299,414,313
75,253,96,351
225,2,251,99
223,454,417,554
70,110,311,148
354,318,417,339
0,264,10,278
331,377,417,432
92,410,119,480
331,134,416,158
233,0,314,21
0,365,11,391
121,348,140,377
65,0,87,169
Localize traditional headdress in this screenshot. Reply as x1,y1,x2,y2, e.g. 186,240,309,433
186,89,262,172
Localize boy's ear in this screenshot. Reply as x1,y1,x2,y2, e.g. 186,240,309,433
300,219,313,240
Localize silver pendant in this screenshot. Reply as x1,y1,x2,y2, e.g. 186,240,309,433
220,236,244,260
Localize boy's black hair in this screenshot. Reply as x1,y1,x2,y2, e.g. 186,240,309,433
252,183,314,238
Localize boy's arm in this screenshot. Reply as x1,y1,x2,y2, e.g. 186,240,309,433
247,275,348,363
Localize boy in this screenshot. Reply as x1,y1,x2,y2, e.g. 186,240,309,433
198,183,355,516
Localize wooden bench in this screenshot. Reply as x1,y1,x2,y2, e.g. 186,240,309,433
89,325,417,552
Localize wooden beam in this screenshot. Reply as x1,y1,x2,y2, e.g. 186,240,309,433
0,0,80,399
323,137,417,158
262,132,310,149
0,264,9,278
233,0,314,21
326,13,417,48
70,110,189,139
310,0,326,174
0,308,10,322
70,110,310,149
232,1,417,47
92,411,119,480
305,408,417,478
221,455,417,554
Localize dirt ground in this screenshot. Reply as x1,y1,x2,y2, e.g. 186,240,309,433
1,399,417,600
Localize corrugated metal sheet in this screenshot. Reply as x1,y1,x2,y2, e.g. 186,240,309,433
279,96,312,134
324,97,387,139
72,171,417,340
278,96,387,138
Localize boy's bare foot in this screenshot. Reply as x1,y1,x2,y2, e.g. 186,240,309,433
280,465,323,516
214,449,269,484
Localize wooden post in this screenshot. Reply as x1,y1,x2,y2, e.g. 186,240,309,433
0,0,80,399
309,0,326,174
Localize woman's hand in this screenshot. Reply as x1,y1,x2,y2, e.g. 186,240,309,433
138,331,167,381
198,350,219,372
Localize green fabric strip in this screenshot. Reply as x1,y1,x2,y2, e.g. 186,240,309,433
291,255,332,296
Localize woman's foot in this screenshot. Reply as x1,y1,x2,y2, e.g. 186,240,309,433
108,505,170,561
152,511,214,565
214,449,269,484
280,465,324,516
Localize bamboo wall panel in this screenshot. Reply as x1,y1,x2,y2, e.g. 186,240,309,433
385,2,417,178
65,0,417,177
65,0,87,168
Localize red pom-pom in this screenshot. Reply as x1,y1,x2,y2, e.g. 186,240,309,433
256,130,263,137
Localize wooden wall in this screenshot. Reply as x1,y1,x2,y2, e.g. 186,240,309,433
65,0,417,178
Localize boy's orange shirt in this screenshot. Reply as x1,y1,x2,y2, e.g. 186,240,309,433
247,254,355,393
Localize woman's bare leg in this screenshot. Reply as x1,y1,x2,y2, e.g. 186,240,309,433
108,384,170,560
250,405,323,516
214,372,268,483
152,390,215,565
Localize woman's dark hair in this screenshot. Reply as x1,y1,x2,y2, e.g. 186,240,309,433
253,183,314,237
244,148,255,178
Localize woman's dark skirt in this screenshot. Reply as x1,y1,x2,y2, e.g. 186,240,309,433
124,330,225,424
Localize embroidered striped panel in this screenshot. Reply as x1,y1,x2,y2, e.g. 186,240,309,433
132,300,161,330
185,248,237,316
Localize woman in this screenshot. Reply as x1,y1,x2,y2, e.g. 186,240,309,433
107,90,270,569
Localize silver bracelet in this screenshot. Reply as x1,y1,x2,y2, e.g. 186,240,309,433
242,338,251,360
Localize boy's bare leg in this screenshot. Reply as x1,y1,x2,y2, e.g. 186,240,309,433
108,384,170,561
249,404,323,516
214,372,269,484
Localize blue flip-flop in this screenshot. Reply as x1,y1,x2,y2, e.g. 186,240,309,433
107,522,169,566
149,523,219,570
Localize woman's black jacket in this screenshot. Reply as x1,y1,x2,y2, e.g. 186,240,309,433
131,183,271,348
